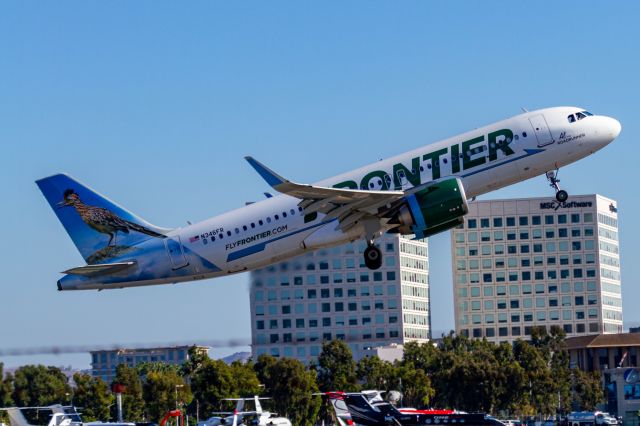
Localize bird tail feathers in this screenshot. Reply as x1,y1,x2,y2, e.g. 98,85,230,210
36,173,171,262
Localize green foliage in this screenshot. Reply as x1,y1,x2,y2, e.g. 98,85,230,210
72,373,113,422
142,370,191,422
11,365,71,407
317,340,358,392
0,363,13,424
254,355,321,426
113,364,146,421
573,369,605,411
189,359,236,416
228,361,261,397
181,346,209,378
2,331,604,422
356,356,396,391
395,362,434,408
137,362,183,377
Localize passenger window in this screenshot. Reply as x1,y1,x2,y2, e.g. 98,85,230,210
567,114,576,123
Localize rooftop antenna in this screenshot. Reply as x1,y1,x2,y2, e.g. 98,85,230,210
521,107,529,113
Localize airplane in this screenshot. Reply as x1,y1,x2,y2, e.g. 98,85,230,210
0,405,134,426
196,396,291,426
331,391,506,426
36,106,621,291
320,391,456,426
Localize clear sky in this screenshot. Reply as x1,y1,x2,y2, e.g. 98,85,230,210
1,2,639,369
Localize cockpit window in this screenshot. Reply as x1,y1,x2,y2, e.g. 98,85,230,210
568,111,593,123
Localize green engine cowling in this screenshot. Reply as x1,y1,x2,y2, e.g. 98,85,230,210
390,177,469,239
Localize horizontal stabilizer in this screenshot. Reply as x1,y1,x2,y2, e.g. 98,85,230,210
63,261,137,277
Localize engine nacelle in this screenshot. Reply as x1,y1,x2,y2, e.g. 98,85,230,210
390,177,469,239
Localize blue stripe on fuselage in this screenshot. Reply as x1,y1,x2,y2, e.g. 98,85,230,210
226,219,337,262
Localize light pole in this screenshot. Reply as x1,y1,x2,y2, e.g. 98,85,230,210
175,384,184,410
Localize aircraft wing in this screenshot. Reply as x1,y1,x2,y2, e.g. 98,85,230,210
62,262,137,277
245,157,405,231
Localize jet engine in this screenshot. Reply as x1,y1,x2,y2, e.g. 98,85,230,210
388,177,469,239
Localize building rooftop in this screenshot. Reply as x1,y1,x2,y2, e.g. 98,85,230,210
565,333,640,350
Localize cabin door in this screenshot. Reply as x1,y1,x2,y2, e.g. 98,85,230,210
164,236,189,269
529,114,554,147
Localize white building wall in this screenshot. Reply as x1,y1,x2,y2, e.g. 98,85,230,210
451,194,622,343
249,234,429,363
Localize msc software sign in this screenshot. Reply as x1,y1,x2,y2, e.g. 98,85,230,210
540,200,593,210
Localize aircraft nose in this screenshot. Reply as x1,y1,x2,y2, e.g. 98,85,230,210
595,116,621,147
608,117,622,139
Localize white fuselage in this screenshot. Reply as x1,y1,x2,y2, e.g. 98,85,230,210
58,106,620,290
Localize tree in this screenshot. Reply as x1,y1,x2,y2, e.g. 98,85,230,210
180,346,209,379
513,340,557,416
142,370,191,422
255,356,321,426
253,354,277,385
72,373,113,422
228,361,261,397
0,363,12,407
11,365,70,407
112,364,146,421
0,364,13,424
189,359,236,416
395,362,435,408
356,356,396,391
573,369,604,411
317,340,358,392
402,341,438,372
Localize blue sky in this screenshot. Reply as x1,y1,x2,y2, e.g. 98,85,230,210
1,2,639,369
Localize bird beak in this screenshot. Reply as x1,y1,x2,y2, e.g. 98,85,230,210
56,201,67,210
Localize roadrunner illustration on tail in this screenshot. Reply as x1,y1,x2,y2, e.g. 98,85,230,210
37,107,621,291
59,188,165,247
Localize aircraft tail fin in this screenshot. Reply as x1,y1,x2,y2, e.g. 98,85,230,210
321,392,355,426
342,394,387,426
36,174,171,264
3,408,31,426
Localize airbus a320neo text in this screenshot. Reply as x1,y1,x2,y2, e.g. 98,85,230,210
37,107,621,291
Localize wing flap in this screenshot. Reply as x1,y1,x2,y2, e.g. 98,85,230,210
63,261,137,277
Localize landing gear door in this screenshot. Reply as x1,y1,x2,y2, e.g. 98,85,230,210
164,236,189,269
529,114,554,147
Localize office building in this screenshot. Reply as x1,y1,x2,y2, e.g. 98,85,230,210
451,194,622,342
90,345,209,383
249,234,430,362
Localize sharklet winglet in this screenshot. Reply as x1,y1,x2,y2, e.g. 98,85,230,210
244,156,287,188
